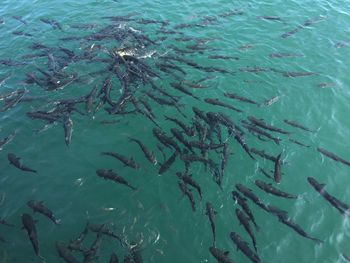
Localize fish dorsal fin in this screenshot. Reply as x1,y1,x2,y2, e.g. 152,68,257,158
224,251,229,256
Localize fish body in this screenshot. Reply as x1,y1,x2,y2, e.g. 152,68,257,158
178,181,196,211
317,147,350,167
255,180,297,199
158,151,178,174
273,153,283,183
230,232,261,263
56,242,80,263
27,200,60,224
232,191,259,230
63,115,73,146
101,152,140,169
8,153,37,173
21,213,40,257
204,98,243,113
206,202,217,244
235,208,257,252
129,138,157,165
224,92,258,105
96,169,136,191
248,116,290,135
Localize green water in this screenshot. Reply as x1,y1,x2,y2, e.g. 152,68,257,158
1,0,350,262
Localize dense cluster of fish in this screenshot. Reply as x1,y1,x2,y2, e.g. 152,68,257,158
1,8,350,263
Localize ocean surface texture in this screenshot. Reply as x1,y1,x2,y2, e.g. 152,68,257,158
1,0,350,262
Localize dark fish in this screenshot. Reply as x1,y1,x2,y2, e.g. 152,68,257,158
236,184,269,212
221,143,230,175
8,153,37,173
21,213,41,258
277,213,323,244
259,168,273,179
27,200,61,224
170,128,193,153
232,191,259,231
101,152,140,170
170,82,200,100
219,10,244,18
224,92,258,105
235,208,257,252
96,169,136,191
283,119,314,132
178,181,196,212
230,232,261,263
204,98,243,113
129,138,157,165
69,222,89,252
342,253,350,261
317,147,350,167
289,139,310,148
250,148,277,163
153,128,181,152
63,115,73,146
176,172,202,200
109,253,119,263
158,151,178,174
281,16,326,38
255,180,298,199
308,177,350,216
12,31,33,37
269,53,304,58
248,116,290,135
242,120,281,145
89,224,124,245
273,153,283,183
258,16,282,21
285,71,317,77
165,115,194,136
83,232,103,263
56,242,80,263
206,202,217,244
12,16,27,25
209,247,235,263
208,55,239,60
40,18,63,30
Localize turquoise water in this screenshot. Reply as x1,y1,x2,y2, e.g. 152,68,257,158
1,0,350,262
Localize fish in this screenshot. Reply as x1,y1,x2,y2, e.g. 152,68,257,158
308,177,350,216
221,143,231,175
208,55,239,60
281,16,326,38
209,247,235,263
56,242,80,263
178,181,196,212
224,92,258,105
63,115,73,146
165,115,195,137
269,53,304,58
273,153,283,183
83,232,103,262
289,139,310,148
250,148,277,163
27,200,61,224
153,128,181,152
101,152,140,170
317,147,350,167
68,222,89,252
206,202,217,245
282,71,317,77
96,169,136,191
248,116,290,135
260,168,273,179
129,138,157,165
235,208,257,252
204,98,243,113
12,15,27,25
170,82,200,100
285,119,315,133
158,151,178,174
89,224,124,245
176,172,202,200
40,18,63,30
258,16,283,21
8,153,37,173
230,232,261,263
276,213,323,244
255,180,298,199
242,120,281,145
21,213,42,258
109,252,119,263
232,191,259,230
170,128,194,153
236,184,269,212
